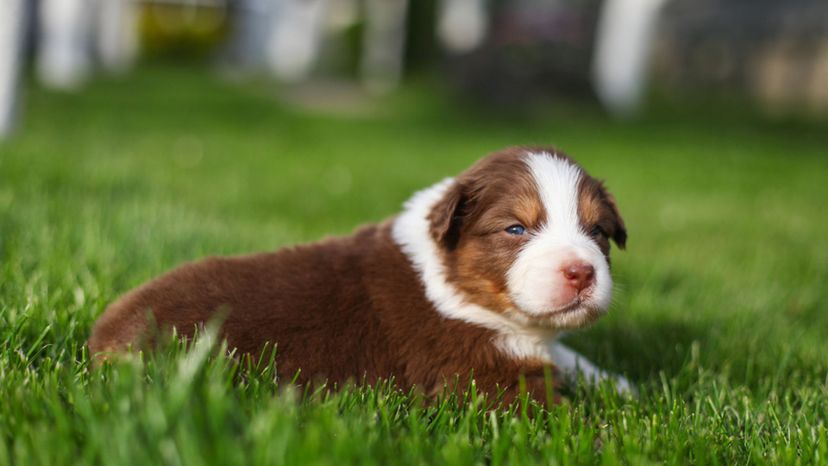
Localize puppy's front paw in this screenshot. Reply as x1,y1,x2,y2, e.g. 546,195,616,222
611,374,638,398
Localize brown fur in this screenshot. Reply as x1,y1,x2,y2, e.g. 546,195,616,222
432,148,547,314
577,176,627,257
89,221,558,405
432,147,626,314
89,146,626,406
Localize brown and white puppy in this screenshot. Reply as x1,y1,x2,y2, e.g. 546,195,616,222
88,146,632,404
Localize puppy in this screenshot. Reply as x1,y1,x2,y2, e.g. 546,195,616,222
88,146,632,403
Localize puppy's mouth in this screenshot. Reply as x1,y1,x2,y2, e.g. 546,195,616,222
507,293,604,325
536,297,591,316
551,299,585,314
516,290,597,315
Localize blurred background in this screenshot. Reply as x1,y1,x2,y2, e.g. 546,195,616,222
0,0,827,441
2,0,828,137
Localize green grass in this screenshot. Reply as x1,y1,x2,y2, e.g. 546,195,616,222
1,66,827,465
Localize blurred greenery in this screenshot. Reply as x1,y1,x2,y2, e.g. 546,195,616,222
140,5,229,60
0,66,826,465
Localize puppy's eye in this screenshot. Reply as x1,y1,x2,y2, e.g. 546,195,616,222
590,226,607,238
505,224,526,235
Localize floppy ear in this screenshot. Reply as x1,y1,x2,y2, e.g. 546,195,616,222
605,193,627,250
428,182,468,250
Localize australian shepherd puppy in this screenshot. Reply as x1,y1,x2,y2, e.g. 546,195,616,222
89,146,633,404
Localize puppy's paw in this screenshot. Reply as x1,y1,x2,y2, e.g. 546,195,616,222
611,374,638,398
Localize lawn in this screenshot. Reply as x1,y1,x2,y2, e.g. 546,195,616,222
1,66,826,465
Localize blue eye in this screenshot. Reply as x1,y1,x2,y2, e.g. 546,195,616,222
505,224,526,235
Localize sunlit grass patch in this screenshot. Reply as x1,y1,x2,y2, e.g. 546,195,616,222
1,66,826,465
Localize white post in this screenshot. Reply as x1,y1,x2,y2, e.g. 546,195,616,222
361,0,409,94
436,0,488,54
592,0,669,117
37,0,93,90
266,0,329,82
0,0,27,138
95,0,139,73
227,0,276,72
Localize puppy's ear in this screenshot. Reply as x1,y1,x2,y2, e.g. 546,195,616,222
605,193,627,250
428,182,467,250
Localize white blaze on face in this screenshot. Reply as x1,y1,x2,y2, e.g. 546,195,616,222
506,153,613,327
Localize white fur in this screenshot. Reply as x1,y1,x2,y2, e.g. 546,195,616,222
391,155,632,395
496,334,635,396
392,176,571,356
506,153,613,326
551,342,636,396
392,178,529,336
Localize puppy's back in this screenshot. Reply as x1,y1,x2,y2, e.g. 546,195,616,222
88,226,382,366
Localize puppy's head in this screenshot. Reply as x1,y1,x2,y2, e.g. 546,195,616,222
426,147,626,330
